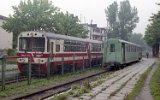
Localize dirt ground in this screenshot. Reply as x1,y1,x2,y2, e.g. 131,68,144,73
135,58,159,100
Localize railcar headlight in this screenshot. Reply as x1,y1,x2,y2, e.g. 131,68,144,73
20,58,25,62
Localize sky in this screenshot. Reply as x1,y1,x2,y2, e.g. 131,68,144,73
0,0,159,34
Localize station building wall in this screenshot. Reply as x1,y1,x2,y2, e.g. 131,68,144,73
0,16,13,49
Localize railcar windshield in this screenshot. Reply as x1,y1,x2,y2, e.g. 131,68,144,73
19,37,45,52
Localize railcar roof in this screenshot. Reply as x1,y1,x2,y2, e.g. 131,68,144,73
119,39,141,47
108,38,141,47
45,32,102,44
21,31,102,44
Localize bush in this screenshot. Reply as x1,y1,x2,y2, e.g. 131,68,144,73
7,49,16,56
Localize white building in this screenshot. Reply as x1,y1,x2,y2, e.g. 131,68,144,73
83,23,106,41
0,15,13,49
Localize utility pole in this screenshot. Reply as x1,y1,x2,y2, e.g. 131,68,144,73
90,19,93,39
103,22,108,67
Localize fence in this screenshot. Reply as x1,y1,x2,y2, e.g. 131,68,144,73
0,55,29,90
0,54,103,91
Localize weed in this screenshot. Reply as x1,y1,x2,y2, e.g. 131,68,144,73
80,86,89,94
123,93,129,100
73,91,80,97
78,96,83,99
83,80,92,90
54,93,69,100
73,86,90,97
71,84,80,90
101,87,106,91
68,90,74,95
0,92,7,97
89,94,94,97
97,79,104,85
92,82,98,88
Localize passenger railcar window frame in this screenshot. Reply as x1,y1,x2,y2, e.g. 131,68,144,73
110,44,115,52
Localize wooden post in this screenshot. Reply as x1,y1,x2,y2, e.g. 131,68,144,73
82,56,85,71
1,56,6,90
73,54,75,73
96,55,98,66
47,57,50,79
38,59,41,78
90,56,92,68
61,57,64,75
28,57,31,85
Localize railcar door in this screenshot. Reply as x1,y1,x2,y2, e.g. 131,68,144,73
49,40,55,72
50,40,55,54
108,43,116,62
122,43,125,63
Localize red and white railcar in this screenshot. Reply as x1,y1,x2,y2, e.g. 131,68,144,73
17,31,103,75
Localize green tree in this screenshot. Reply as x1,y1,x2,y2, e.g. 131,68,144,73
2,0,87,48
105,0,139,40
144,4,160,57
119,0,139,40
53,12,87,38
105,1,119,38
129,33,144,45
2,0,58,48
129,33,152,53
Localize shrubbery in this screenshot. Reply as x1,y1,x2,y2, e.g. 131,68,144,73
7,49,16,56
0,49,16,56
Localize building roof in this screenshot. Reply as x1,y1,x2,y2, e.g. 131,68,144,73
0,15,7,20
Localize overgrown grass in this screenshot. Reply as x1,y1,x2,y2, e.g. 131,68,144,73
71,84,80,90
0,67,103,98
54,92,69,100
72,80,92,97
66,76,107,98
67,73,115,98
52,66,131,99
124,63,154,100
149,64,160,100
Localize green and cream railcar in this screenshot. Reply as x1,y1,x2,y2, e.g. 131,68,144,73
104,38,142,68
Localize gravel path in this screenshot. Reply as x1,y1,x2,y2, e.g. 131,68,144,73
135,58,159,100
66,58,155,100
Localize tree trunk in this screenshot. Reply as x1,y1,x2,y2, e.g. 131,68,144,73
152,43,159,57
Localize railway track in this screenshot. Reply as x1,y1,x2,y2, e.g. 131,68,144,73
64,58,155,100
0,59,144,100
12,69,110,100
0,76,27,85
11,61,142,100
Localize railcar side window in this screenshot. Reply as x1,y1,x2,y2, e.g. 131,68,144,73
110,44,115,52
64,40,70,52
56,44,60,52
64,40,86,52
91,43,101,52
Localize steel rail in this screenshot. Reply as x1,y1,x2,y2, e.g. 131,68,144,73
12,69,109,100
